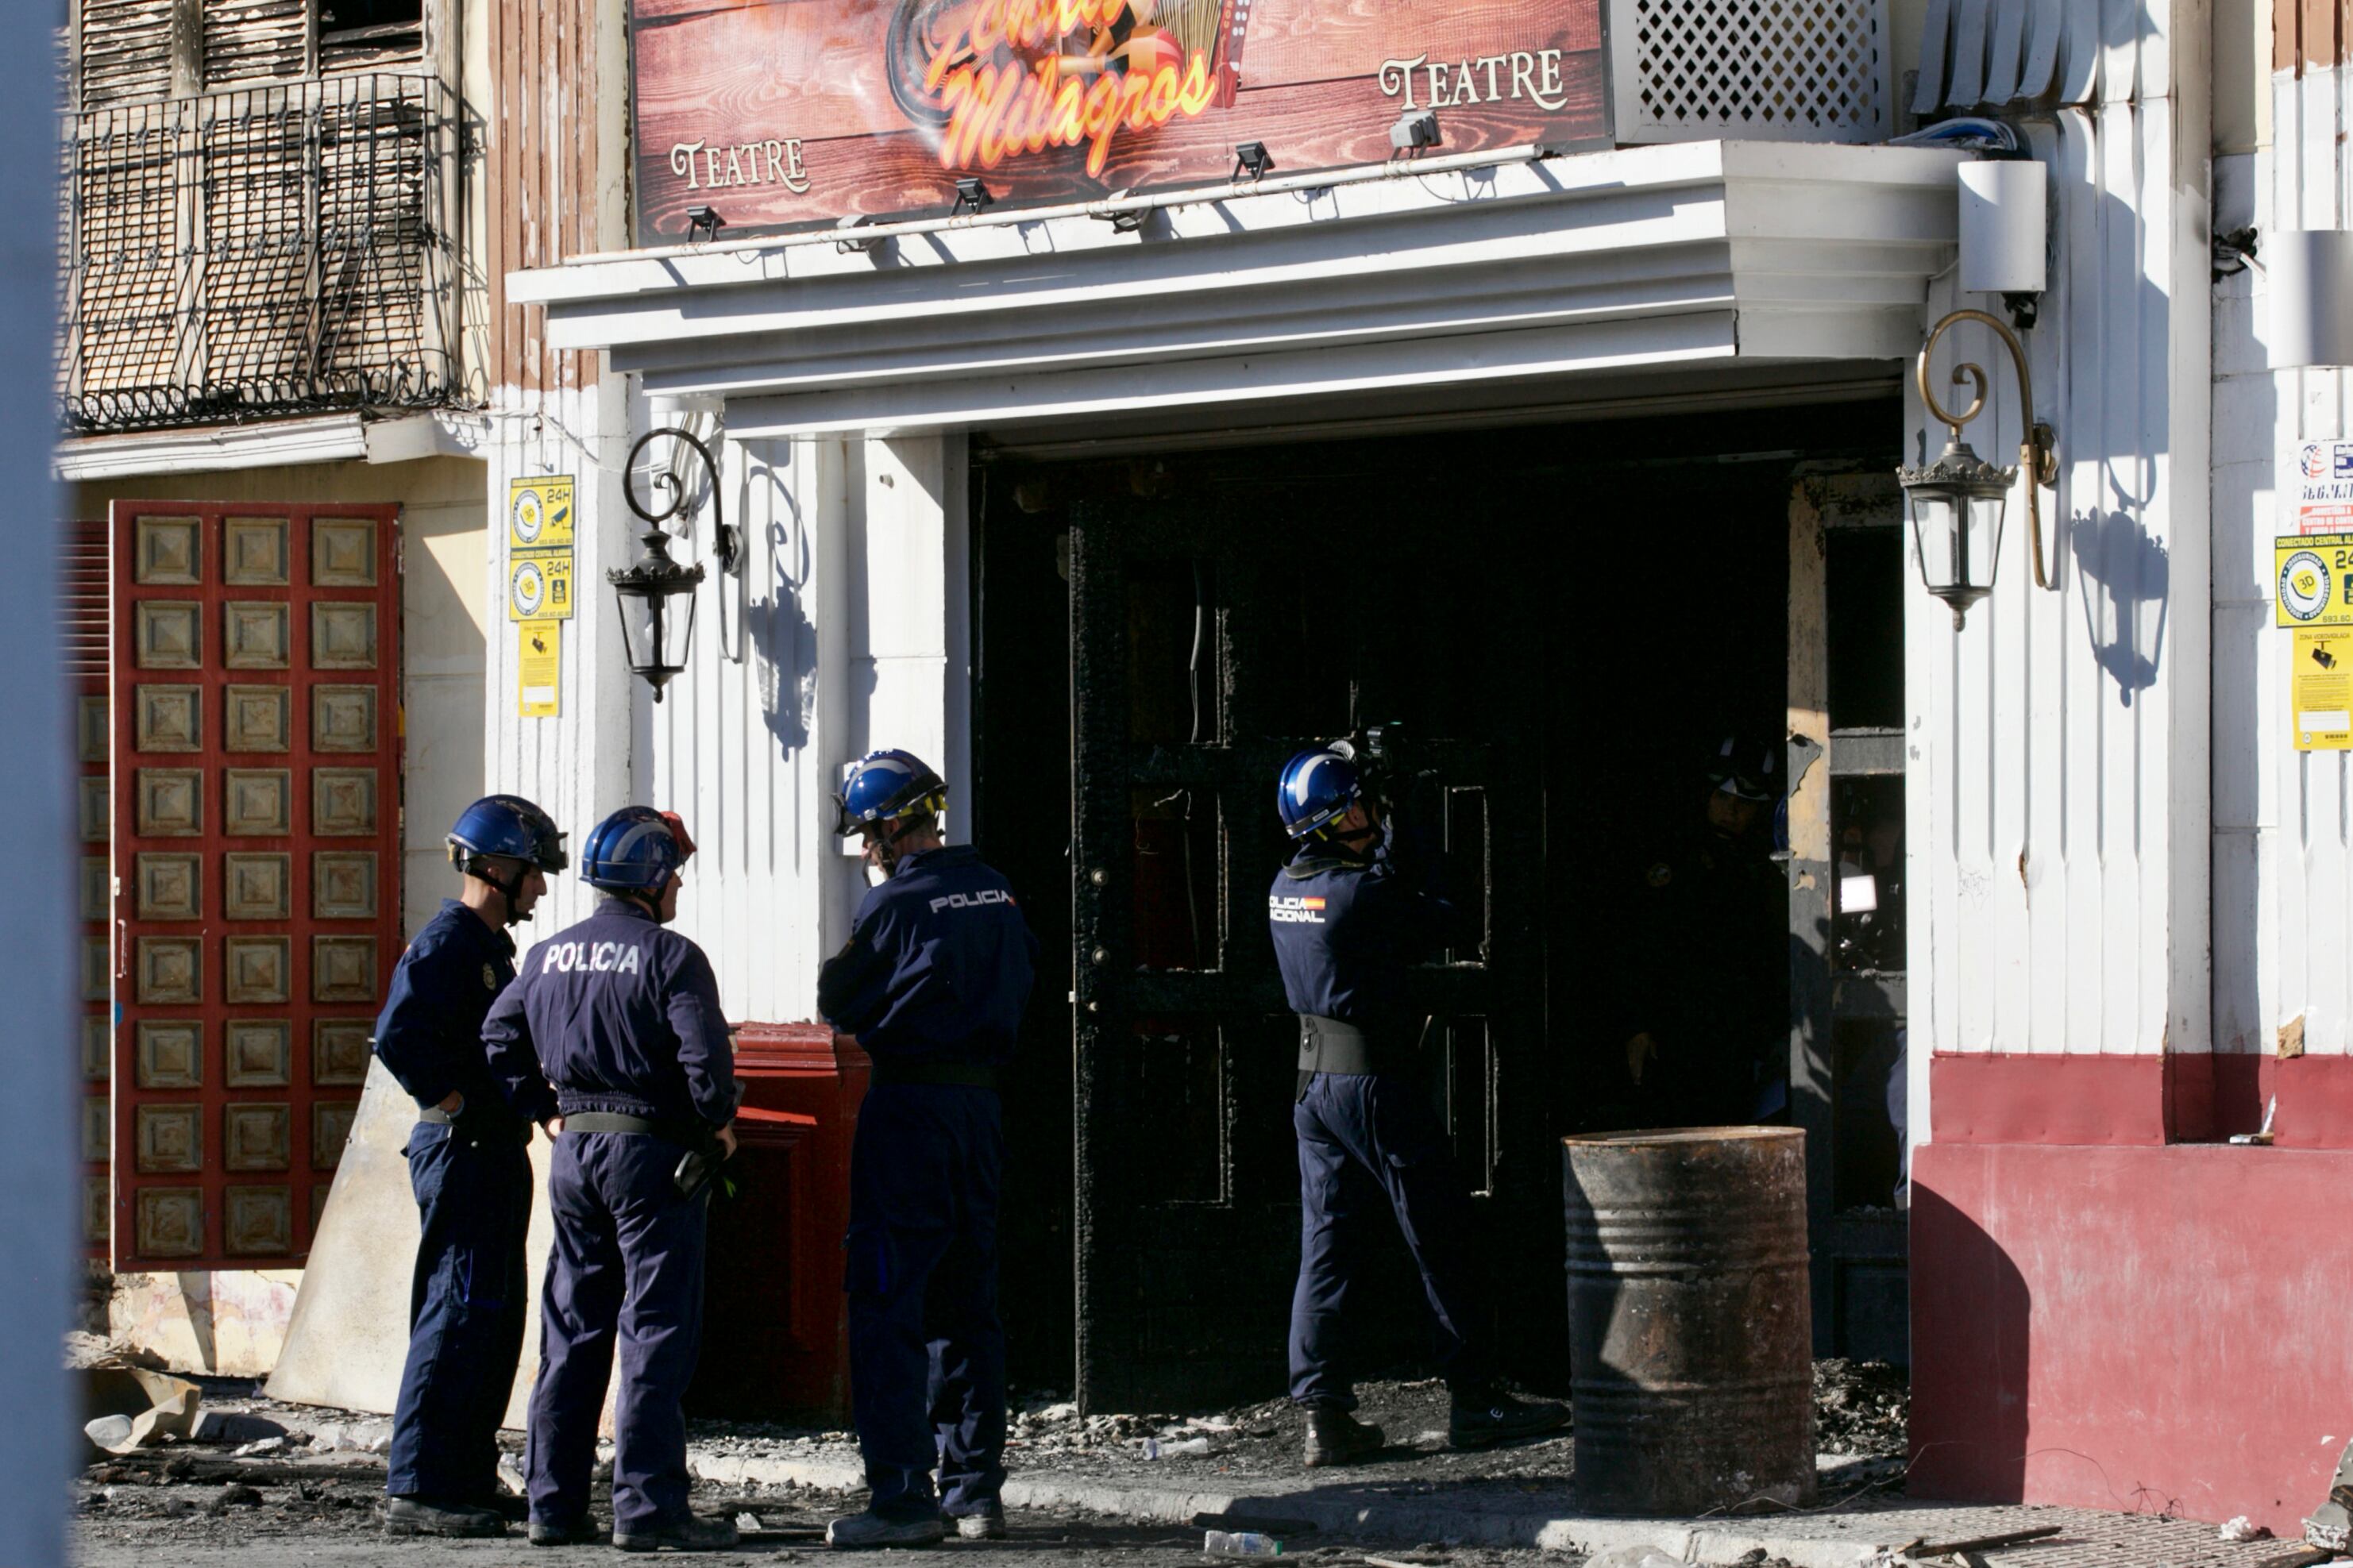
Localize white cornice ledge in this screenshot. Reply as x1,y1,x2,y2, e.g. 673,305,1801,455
55,410,489,483
505,139,1966,436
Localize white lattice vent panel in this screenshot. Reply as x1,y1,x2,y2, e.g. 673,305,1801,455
1608,0,1891,144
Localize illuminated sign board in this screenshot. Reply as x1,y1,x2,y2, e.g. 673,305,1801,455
628,0,1607,244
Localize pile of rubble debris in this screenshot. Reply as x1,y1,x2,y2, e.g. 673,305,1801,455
1811,1358,1909,1461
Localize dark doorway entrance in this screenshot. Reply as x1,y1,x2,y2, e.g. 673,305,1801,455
970,399,1903,1411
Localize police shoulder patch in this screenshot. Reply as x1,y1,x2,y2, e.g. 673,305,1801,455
483,963,498,989
1645,863,1674,888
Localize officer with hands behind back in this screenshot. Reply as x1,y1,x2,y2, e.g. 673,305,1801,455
1268,742,1567,1468
482,806,741,1553
375,796,567,1539
817,750,1038,1550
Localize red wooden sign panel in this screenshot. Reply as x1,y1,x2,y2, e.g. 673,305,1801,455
629,0,1606,244
110,503,403,1272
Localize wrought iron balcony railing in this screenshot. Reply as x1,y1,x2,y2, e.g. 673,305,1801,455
60,73,463,435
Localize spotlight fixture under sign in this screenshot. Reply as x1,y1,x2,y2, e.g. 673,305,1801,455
685,205,725,243
1232,141,1275,180
952,176,993,215
1390,109,1440,154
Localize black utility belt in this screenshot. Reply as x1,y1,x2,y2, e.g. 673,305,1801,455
870,1057,1001,1090
416,1102,528,1143
564,1111,714,1146
1297,1015,1413,1077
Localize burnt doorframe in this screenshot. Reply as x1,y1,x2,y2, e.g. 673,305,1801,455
1786,468,1910,1363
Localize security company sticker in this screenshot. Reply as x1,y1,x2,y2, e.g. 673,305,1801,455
2275,533,2353,627
507,550,576,622
2292,627,2352,752
508,476,576,550
2293,441,2353,536
518,618,561,718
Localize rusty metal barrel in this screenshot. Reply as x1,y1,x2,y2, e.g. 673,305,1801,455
1561,1127,1815,1516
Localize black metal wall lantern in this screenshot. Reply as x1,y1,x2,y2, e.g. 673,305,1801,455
613,425,740,701
1899,307,2060,629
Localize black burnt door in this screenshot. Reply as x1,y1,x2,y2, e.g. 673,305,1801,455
1067,487,1552,1412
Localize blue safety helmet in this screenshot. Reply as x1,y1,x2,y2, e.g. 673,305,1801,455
833,749,947,836
580,805,685,894
1276,747,1364,840
446,794,567,875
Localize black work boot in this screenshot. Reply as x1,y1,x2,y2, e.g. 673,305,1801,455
1303,1407,1385,1468
1448,1389,1571,1450
613,1512,739,1552
527,1515,604,1547
826,1506,949,1548
384,1496,507,1537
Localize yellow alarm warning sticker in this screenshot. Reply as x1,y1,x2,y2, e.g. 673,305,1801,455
2292,627,2352,752
2276,532,2353,628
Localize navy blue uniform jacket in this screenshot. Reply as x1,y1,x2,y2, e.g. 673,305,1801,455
374,900,518,1121
1268,820,1463,1040
482,897,738,1131
817,844,1039,1064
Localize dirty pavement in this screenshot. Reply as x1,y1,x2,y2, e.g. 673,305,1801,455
67,1358,2306,1567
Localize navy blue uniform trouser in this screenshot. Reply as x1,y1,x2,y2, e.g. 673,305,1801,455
387,1119,531,1502
527,1131,710,1532
845,1081,1005,1522
1289,1069,1491,1409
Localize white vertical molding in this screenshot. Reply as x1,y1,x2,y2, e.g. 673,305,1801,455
2165,8,2215,1063
2212,76,2275,1056
2058,103,2113,1054
2093,93,2147,1054
2023,118,2074,1053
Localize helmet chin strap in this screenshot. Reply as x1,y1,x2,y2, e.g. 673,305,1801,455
471,857,534,924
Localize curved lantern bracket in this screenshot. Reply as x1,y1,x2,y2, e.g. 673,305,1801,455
610,426,740,700
1914,307,2059,591
623,426,741,577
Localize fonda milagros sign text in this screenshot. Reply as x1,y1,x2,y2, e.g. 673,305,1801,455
627,0,1605,243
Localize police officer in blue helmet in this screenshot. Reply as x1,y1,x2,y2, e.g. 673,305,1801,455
482,805,741,1551
376,795,566,1539
1268,745,1568,1466
817,750,1038,1549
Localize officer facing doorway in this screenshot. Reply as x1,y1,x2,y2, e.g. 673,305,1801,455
818,750,1039,1551
1267,742,1568,1466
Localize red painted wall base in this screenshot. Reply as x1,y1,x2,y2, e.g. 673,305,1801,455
1912,1139,2353,1534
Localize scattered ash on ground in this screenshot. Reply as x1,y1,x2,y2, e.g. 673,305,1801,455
70,1360,1911,1558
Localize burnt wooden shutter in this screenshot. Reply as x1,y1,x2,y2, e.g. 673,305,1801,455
76,0,176,106
203,0,313,86
110,503,402,1270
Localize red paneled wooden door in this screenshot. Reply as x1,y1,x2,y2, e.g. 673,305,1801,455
110,503,403,1271
65,521,113,1257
